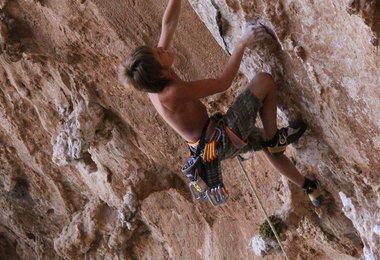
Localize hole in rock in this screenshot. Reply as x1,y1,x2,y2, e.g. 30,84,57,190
26,233,36,241
11,177,29,199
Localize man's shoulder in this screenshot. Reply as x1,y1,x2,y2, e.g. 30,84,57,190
160,79,209,104
160,80,187,98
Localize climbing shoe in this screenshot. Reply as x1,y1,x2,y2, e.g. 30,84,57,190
266,121,307,157
302,177,324,207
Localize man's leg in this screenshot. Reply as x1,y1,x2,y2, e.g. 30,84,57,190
246,72,305,187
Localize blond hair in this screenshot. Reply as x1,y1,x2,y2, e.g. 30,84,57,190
119,46,169,93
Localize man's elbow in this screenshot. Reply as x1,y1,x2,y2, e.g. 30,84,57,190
214,78,230,93
163,20,178,31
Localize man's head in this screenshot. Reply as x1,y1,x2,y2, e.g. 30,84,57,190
119,46,174,93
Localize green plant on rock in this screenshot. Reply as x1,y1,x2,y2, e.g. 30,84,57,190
259,215,286,240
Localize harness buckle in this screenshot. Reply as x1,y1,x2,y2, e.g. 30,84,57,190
279,131,287,145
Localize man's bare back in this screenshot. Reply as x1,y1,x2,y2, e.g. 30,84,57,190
139,0,266,143
149,79,209,142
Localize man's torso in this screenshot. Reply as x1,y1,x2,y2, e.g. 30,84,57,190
148,82,209,142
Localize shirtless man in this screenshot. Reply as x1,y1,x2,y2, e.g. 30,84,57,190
120,0,323,207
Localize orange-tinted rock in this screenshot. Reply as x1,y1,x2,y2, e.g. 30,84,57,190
0,0,379,259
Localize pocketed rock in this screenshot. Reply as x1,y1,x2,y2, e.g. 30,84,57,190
0,0,379,259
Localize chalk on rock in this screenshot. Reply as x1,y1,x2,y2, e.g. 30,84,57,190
248,235,278,257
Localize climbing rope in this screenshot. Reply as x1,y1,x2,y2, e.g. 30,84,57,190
236,157,290,260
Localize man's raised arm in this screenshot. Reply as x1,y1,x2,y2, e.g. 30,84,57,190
216,24,266,92
174,23,267,101
158,0,182,49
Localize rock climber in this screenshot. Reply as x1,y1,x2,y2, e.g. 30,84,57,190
119,0,323,207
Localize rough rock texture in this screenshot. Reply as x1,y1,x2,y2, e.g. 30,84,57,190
0,0,379,259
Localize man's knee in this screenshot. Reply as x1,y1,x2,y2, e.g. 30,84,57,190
254,72,275,88
247,72,275,96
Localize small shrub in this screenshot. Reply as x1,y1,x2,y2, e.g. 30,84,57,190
259,215,286,240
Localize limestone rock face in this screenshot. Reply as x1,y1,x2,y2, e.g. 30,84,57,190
0,0,379,259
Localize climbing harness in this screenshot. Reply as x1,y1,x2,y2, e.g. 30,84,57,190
237,156,290,260
182,113,247,206
182,114,229,205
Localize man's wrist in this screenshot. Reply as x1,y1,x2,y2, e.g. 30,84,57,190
236,40,247,49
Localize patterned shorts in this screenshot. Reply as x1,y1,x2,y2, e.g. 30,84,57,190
218,89,264,160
